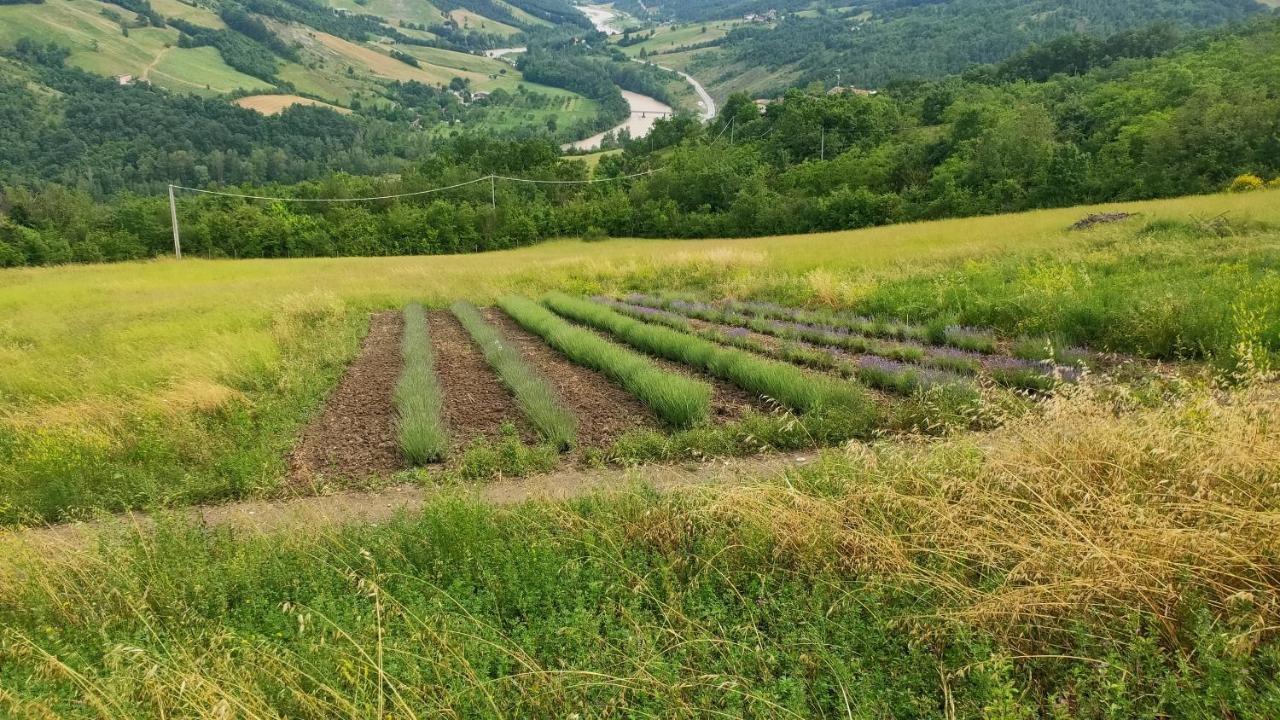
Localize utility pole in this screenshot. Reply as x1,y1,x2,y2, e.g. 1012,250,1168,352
490,175,496,211
730,116,735,145
168,184,182,260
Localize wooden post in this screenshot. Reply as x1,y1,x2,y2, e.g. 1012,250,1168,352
168,184,182,260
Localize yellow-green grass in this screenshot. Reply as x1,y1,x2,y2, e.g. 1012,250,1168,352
448,8,521,37
235,93,352,115
394,44,509,76
3,190,1273,422
569,149,624,171
146,0,226,28
447,94,601,136
0,0,265,96
308,31,486,85
325,0,447,27
615,20,739,58
146,46,273,94
2,189,1278,522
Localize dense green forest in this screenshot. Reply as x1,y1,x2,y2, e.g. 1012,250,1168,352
2,19,1280,266
644,0,1267,92
0,28,669,196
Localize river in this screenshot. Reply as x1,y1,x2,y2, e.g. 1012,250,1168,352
558,4,716,150
562,90,674,151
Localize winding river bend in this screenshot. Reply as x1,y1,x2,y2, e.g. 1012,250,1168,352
562,4,715,151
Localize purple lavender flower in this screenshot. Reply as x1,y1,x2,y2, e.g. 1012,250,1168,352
984,355,1043,373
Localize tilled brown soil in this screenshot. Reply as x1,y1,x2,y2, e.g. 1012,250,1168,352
290,311,404,486
429,309,535,449
485,308,658,445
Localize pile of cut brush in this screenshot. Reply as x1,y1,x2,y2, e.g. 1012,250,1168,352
1070,212,1135,230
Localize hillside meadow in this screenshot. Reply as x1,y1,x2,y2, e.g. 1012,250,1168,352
1,189,1279,716
2,189,1279,523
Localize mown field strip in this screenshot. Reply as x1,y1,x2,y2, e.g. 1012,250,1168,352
396,304,448,464
543,293,875,415
593,297,970,396
452,301,577,451
499,296,711,428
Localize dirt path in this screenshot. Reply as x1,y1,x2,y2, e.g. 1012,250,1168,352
6,452,820,548
141,46,171,82
290,312,404,487
485,308,658,446
429,309,535,449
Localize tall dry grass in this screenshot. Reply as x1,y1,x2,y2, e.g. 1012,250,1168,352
709,376,1280,646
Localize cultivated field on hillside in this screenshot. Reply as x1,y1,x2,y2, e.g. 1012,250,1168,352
1,190,1278,715
2,189,1277,523
0,0,270,95
235,93,353,115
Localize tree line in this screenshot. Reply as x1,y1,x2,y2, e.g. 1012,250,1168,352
2,19,1279,267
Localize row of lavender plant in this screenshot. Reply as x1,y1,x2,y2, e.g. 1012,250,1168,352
625,293,988,375
615,295,1081,393
719,298,1000,354
594,297,974,396
716,297,1093,369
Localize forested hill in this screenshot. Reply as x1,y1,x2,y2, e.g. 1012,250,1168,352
3,18,1279,267
621,0,1270,96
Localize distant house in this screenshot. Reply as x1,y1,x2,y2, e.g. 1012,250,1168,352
114,74,134,86
753,98,774,113
471,91,490,102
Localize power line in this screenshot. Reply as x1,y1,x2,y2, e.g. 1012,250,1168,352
169,176,491,203
169,170,656,203
165,169,659,257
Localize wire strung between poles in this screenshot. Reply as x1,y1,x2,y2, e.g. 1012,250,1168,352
168,170,656,203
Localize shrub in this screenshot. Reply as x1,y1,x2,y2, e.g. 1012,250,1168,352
1228,174,1264,193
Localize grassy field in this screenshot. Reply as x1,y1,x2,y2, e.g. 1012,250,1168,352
1,190,1279,715
234,93,352,115
1,189,1278,523
325,0,446,27
3,189,1276,412
614,19,739,58
0,0,269,96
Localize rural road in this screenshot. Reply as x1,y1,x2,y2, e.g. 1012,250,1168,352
654,63,716,120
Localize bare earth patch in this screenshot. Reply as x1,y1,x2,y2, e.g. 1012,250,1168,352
485,307,659,446
429,310,535,448
290,311,403,486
